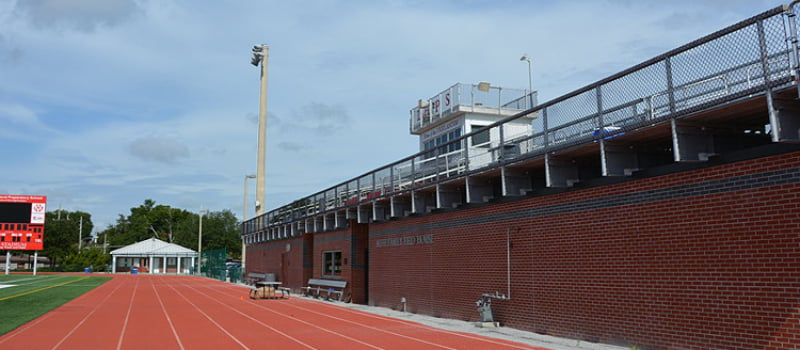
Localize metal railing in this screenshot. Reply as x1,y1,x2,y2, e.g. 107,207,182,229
243,5,796,237
409,83,531,134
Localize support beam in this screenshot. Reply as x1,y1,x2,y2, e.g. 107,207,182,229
545,154,579,187
436,184,463,209
602,143,639,176
412,191,435,213
372,201,383,222
501,167,532,196
357,205,371,224
672,121,716,161
773,100,800,142
466,176,494,203
390,196,411,218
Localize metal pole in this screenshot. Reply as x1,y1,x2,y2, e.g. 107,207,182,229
255,44,269,216
520,55,533,108
4,251,9,275
527,59,533,108
197,209,206,275
785,3,800,97
242,174,255,273
33,251,37,276
78,216,83,250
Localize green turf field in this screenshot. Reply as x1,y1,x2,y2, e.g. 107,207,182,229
0,274,111,336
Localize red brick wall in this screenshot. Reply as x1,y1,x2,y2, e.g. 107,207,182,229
313,228,352,300
350,222,369,304
369,151,800,349
245,236,304,291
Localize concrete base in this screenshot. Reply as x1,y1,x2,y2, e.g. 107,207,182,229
476,322,500,328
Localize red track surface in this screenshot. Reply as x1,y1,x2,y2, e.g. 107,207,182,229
0,275,547,350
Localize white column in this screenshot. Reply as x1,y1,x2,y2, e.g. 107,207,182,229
33,251,38,276
112,255,117,273
162,256,167,274
177,256,182,274
149,256,154,274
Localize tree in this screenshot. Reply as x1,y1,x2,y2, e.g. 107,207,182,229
62,246,110,272
43,210,93,268
201,210,242,259
101,199,242,259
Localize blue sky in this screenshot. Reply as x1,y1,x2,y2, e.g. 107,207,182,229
0,0,780,232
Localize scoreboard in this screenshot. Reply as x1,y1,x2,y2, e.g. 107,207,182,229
0,195,47,250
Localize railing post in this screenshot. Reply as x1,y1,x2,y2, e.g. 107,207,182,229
498,124,505,163
411,158,416,187
463,137,470,172
759,18,781,143
665,56,676,115
785,4,800,97
390,166,395,193
542,108,549,150
597,86,609,176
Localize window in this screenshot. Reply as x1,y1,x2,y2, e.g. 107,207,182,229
322,251,342,277
471,124,490,147
422,127,462,159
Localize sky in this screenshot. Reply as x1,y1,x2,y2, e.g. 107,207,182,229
0,0,782,233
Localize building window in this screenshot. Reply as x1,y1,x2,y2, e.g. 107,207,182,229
322,251,342,277
422,127,462,159
471,124,490,147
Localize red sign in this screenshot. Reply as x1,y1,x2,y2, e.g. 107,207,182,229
0,195,47,250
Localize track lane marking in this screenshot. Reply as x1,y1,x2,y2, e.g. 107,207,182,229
209,283,540,350
115,275,139,350
184,281,378,350
164,282,252,349
151,276,186,350
49,277,128,350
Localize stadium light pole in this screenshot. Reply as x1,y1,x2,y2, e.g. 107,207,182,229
520,54,533,108
197,209,208,275
242,174,256,272
251,44,269,216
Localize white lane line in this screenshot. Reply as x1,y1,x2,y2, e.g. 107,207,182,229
164,282,251,350
188,283,370,350
49,278,127,350
151,277,185,350
115,276,139,350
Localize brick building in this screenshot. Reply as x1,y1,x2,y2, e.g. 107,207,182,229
243,6,800,349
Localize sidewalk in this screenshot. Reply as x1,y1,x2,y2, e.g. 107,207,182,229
305,295,627,350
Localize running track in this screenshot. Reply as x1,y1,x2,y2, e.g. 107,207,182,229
0,274,547,350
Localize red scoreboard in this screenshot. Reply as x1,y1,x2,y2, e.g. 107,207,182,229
0,195,47,250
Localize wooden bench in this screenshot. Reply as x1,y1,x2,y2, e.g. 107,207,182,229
301,278,347,301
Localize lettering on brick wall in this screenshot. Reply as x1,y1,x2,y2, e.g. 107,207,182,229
375,234,434,248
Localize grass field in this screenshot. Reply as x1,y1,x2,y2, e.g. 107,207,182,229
0,274,110,336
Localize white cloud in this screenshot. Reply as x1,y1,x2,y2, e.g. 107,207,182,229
0,0,779,229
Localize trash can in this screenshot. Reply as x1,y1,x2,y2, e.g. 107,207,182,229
84,267,90,273
132,268,138,275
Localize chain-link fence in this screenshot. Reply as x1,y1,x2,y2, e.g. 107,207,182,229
198,248,243,283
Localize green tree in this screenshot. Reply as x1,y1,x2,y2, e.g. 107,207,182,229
201,209,242,259
43,210,93,269
101,199,242,259
62,246,110,272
